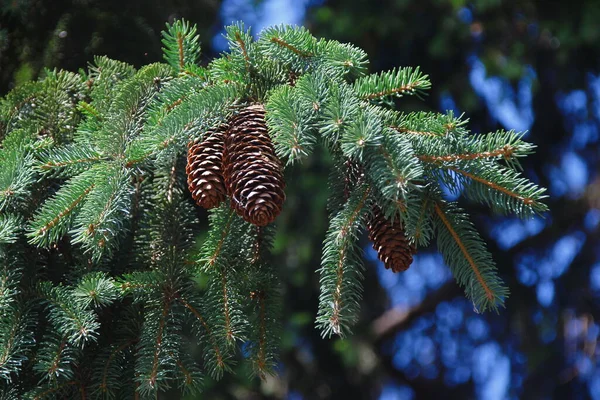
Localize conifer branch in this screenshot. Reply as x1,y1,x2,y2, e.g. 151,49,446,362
0,215,22,244
270,37,313,57
235,32,251,69
219,265,234,343
39,283,100,345
207,209,235,268
100,339,138,393
47,336,68,377
33,380,78,400
253,290,268,377
434,203,494,302
39,156,106,171
355,67,431,101
448,166,536,205
419,145,516,163
178,297,226,370
317,183,370,337
149,298,171,388
412,197,431,246
78,101,100,119
389,125,441,137
433,201,507,311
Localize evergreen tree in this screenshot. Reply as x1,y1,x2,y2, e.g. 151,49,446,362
0,19,547,398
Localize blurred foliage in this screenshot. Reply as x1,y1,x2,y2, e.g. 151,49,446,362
0,0,222,93
308,0,600,113
1,0,600,399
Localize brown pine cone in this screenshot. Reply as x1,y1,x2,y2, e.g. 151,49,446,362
367,206,415,273
186,128,227,209
223,104,285,226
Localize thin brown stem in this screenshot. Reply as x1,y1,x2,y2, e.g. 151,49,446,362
418,145,516,163
270,37,312,57
364,82,424,100
447,166,535,206
434,203,494,302
177,32,185,69
37,184,94,234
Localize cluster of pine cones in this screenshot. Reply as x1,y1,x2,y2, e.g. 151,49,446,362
186,104,415,272
186,104,285,226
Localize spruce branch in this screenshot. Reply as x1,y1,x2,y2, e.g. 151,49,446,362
126,84,239,167
27,167,97,247
355,66,431,102
224,23,254,74
27,379,80,399
433,162,548,217
402,189,435,247
178,295,232,379
416,129,535,170
0,129,36,212
70,166,132,261
318,83,361,146
71,273,119,309
0,215,22,244
386,110,467,138
33,333,79,383
317,183,371,337
38,282,100,346
87,56,136,112
0,301,35,382
162,19,201,71
364,130,423,204
259,25,317,63
340,107,383,161
433,201,508,312
266,76,325,163
37,145,107,177
197,208,250,344
315,39,369,79
241,226,281,378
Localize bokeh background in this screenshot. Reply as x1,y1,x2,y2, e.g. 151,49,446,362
2,0,599,399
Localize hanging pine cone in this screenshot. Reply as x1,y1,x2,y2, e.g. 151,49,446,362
367,206,415,273
223,104,285,226
186,128,227,209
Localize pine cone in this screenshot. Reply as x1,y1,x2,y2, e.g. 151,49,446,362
186,129,227,209
367,206,415,273
224,104,285,226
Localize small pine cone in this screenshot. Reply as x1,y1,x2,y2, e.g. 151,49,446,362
186,129,227,209
367,206,415,273
224,104,285,226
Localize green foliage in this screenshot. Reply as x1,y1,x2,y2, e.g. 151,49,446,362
162,19,201,71
317,182,370,337
0,19,547,398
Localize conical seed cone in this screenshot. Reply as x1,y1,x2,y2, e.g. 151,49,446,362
367,206,415,273
186,129,227,209
224,104,285,226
